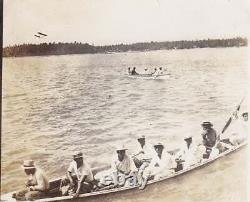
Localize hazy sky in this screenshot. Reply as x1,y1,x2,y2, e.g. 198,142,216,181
3,0,250,46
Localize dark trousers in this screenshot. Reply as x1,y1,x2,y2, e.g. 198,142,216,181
14,188,47,201
61,175,93,195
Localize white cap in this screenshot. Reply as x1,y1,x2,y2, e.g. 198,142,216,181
184,135,193,140
137,134,145,140
115,144,128,151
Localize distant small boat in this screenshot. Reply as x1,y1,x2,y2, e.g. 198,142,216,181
127,73,170,80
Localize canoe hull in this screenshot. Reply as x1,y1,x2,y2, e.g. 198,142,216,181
2,142,247,202
127,74,170,80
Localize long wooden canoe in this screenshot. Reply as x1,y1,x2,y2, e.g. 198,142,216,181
1,141,247,202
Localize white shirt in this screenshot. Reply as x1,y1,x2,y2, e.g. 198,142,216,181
209,147,219,159
134,142,155,160
68,160,93,182
27,168,49,191
177,142,198,168
111,154,137,174
223,117,247,140
149,151,177,171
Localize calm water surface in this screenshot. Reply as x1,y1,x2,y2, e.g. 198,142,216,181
1,47,248,201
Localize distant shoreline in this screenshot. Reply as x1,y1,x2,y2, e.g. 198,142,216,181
3,37,247,58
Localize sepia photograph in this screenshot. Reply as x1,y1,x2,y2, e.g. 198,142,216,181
1,0,249,201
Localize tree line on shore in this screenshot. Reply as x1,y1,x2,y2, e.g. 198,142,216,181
3,37,247,57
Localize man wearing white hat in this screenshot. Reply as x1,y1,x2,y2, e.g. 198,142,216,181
95,145,137,188
13,160,49,201
227,112,248,146
133,135,154,165
132,135,154,187
140,143,177,189
62,152,94,198
176,135,199,170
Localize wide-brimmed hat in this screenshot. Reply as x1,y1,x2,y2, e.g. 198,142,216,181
115,145,128,151
73,152,83,159
201,122,213,127
184,135,193,140
154,142,164,148
22,160,36,170
137,135,145,140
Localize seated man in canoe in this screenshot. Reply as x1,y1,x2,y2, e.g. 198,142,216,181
140,143,177,189
208,141,233,159
132,135,154,187
128,67,131,75
175,135,203,170
94,145,138,188
158,67,164,75
151,68,157,75
61,152,94,198
152,67,164,76
131,67,139,75
201,121,218,158
225,112,248,146
12,160,49,201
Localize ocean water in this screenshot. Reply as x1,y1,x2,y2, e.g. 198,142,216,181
1,47,248,201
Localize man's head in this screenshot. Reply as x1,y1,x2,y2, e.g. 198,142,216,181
242,112,248,122
22,160,36,175
73,152,83,166
133,67,136,70
201,122,213,130
116,145,127,161
154,143,164,156
137,135,145,147
184,135,192,147
159,67,162,70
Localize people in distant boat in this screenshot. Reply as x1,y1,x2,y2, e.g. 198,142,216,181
13,160,49,201
94,145,137,188
151,68,157,75
61,152,94,198
128,67,131,75
144,68,149,74
132,135,154,187
131,67,139,75
201,122,217,158
175,135,198,170
158,67,164,75
141,143,176,188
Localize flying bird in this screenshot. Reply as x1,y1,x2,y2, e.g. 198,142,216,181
37,32,48,36
34,34,41,38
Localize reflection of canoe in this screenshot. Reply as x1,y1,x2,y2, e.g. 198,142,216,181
128,73,170,79
1,141,247,202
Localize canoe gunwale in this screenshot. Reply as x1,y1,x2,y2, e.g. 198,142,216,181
127,73,170,79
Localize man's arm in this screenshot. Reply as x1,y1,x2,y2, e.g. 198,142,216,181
32,173,47,191
112,171,119,187
66,171,75,187
73,175,87,198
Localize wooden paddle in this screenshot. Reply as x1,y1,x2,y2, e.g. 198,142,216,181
221,97,245,134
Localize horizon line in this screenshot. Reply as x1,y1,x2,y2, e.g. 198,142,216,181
3,36,247,48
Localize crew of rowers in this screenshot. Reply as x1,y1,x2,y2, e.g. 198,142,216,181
128,67,165,76
13,112,247,200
